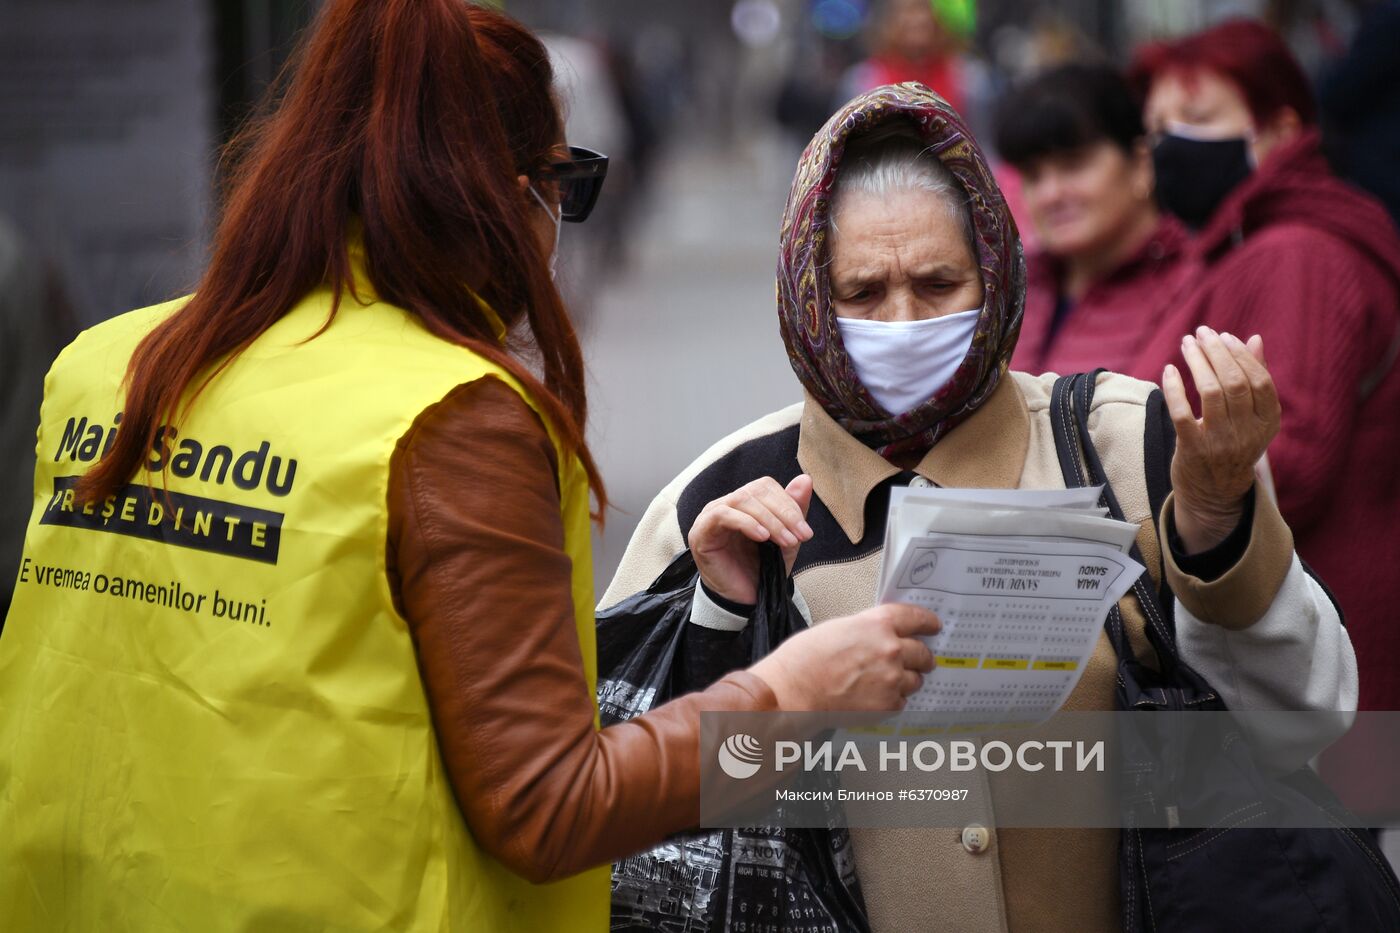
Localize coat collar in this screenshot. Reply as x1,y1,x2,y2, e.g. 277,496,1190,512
797,373,1031,543
1191,129,1328,262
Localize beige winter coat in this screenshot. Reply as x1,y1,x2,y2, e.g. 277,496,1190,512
602,370,1351,933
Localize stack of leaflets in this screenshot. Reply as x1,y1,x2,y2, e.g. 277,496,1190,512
876,486,1146,724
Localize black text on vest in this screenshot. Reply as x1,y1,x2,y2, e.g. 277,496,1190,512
52,413,298,497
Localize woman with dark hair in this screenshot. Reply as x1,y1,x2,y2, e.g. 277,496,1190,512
1129,19,1400,722
993,63,1193,375
0,3,938,929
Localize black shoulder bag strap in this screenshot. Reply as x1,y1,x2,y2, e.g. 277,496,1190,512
1049,371,1221,707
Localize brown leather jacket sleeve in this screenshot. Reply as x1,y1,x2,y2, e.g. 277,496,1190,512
386,377,778,884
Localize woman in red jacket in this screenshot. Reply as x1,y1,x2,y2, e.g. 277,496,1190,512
1129,20,1400,721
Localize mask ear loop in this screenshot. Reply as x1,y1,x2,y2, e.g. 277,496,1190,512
529,185,562,279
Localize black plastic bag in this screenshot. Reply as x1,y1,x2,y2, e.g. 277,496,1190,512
597,544,870,933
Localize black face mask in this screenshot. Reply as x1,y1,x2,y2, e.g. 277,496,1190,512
1151,132,1253,229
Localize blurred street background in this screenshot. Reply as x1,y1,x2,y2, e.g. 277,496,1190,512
0,0,1389,591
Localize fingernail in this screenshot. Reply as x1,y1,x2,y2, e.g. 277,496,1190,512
798,520,814,539
781,530,798,547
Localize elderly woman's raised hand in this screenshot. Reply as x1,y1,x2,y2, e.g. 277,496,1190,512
1162,327,1281,553
689,476,815,604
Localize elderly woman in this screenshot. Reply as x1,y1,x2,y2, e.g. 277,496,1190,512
603,84,1356,933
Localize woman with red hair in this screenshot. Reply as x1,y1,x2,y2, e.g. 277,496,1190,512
1129,20,1400,722
0,2,938,929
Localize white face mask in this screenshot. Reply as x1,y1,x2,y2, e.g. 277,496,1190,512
835,306,982,416
529,185,562,279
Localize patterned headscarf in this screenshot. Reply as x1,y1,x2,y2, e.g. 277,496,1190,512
777,82,1025,456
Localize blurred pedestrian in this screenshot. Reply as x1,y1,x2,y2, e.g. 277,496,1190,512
1129,19,1400,719
1319,0,1400,226
542,31,630,319
0,3,939,929
0,215,73,629
844,0,968,113
993,64,1194,375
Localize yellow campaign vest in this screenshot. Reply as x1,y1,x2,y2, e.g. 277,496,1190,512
0,284,608,932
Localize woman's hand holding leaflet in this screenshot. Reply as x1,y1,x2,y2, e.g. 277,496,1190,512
749,604,940,712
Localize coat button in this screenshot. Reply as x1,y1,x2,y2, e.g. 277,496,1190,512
909,476,933,488
961,824,991,854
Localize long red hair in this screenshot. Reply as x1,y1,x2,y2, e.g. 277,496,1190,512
78,0,606,514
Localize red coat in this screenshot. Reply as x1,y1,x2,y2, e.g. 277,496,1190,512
1013,216,1194,376
1127,130,1400,713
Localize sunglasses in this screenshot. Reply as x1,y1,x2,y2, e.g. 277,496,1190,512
537,146,609,223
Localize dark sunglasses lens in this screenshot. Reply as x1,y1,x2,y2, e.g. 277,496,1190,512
544,148,607,222
559,175,603,223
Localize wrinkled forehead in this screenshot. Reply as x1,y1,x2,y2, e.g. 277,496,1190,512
827,187,981,285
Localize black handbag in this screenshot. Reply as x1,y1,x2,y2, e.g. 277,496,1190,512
595,543,871,933
1049,371,1400,932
